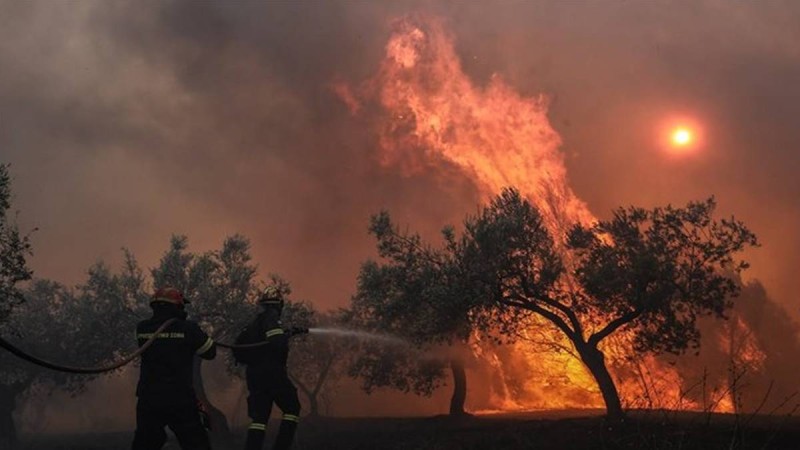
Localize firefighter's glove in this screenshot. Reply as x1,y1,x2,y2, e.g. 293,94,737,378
286,326,309,338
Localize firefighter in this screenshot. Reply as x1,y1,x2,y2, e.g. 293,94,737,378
132,287,216,450
242,286,304,450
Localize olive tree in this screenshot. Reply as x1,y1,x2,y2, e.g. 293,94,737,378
349,212,476,416
284,302,349,417
458,189,757,421
0,255,146,447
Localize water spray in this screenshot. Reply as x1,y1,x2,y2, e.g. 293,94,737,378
308,327,407,345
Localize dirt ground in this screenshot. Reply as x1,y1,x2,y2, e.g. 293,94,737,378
18,410,800,450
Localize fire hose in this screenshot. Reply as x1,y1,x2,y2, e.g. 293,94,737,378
0,324,309,374
215,327,309,349
0,319,178,374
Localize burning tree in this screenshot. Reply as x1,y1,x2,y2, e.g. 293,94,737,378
667,277,800,414
0,164,33,324
368,189,757,421
457,189,758,421
349,212,475,416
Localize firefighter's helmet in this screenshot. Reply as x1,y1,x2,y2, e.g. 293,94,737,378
151,287,187,308
258,285,284,308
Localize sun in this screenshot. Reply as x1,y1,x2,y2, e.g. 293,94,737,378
663,122,702,156
671,128,693,147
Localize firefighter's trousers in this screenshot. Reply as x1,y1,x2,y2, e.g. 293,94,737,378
244,370,300,450
132,398,211,450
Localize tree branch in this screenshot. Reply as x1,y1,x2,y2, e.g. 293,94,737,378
588,308,642,347
514,269,585,341
501,296,579,343
386,229,446,268
312,353,336,396
289,372,312,399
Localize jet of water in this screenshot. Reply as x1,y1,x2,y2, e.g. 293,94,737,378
308,327,407,345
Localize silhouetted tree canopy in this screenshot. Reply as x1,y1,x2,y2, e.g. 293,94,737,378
349,212,477,415
461,188,757,420
151,236,346,421
152,234,260,346
284,302,349,417
0,164,33,324
149,234,262,438
565,197,756,354
0,255,146,445
360,188,758,421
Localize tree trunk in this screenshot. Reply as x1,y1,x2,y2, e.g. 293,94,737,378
449,358,468,416
192,358,231,439
578,345,624,423
294,352,335,419
292,377,319,418
308,393,319,418
727,321,740,414
0,383,18,449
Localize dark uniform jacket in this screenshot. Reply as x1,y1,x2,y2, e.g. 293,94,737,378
135,304,216,405
245,311,289,381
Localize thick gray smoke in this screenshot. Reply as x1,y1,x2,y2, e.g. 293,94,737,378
2,1,799,310
1,0,799,428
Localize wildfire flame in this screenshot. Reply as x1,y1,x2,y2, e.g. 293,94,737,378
339,14,761,414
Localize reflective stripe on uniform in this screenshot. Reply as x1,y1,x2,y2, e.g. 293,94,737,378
248,422,266,431
137,332,185,339
282,414,300,423
196,337,214,355
265,328,284,338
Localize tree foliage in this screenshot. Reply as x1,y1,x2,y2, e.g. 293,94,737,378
150,236,346,421
0,254,147,444
360,188,758,420
0,227,346,442
349,212,476,414
149,234,261,438
284,302,349,417
355,212,472,346
460,189,757,420
153,234,260,339
565,197,757,354
0,164,33,324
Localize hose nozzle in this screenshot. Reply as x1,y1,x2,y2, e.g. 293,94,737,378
287,326,309,337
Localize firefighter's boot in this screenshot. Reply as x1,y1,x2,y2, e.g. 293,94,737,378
245,422,266,450
272,414,299,450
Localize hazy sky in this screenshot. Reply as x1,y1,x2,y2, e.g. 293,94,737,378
2,1,798,320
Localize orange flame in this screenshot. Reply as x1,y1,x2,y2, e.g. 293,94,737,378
372,16,594,236
340,14,763,414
